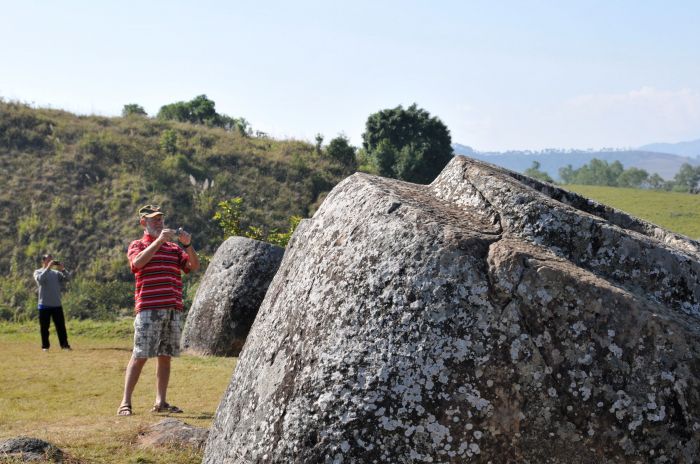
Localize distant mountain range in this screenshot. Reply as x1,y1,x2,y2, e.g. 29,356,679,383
639,139,700,158
453,138,700,181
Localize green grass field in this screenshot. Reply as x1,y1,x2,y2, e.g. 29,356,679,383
0,319,236,463
564,184,700,239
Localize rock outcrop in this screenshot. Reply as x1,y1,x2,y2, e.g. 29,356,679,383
0,436,63,462
204,156,700,463
137,418,209,450
181,237,284,356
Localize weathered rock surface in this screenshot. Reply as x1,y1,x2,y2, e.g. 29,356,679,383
204,156,700,463
0,436,63,462
137,418,209,450
181,236,284,356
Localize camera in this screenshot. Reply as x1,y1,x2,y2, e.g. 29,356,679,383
53,261,62,266
172,227,185,239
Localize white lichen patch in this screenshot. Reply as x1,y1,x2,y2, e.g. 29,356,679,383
571,321,587,337
608,343,623,359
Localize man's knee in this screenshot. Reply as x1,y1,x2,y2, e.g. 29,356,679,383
130,356,148,367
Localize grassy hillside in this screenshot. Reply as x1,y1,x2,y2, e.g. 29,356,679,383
0,100,355,320
2,101,698,321
565,184,700,239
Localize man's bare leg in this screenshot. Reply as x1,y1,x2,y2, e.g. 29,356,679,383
155,355,171,406
118,356,147,415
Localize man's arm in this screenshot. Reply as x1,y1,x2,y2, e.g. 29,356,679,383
34,260,54,283
131,230,174,270
178,230,200,272
57,267,70,282
183,244,200,272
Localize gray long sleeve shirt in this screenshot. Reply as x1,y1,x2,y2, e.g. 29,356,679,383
33,268,68,308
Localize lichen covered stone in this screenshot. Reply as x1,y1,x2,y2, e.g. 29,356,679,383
181,236,284,356
204,156,700,463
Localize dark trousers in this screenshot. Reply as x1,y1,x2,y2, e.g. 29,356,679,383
39,306,70,349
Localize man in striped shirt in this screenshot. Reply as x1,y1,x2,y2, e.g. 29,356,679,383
117,204,200,416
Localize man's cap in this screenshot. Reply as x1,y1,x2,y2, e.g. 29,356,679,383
138,204,164,218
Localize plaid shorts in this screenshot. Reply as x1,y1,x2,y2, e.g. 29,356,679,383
133,309,181,358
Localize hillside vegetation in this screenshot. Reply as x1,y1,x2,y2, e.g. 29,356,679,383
2,100,698,322
0,100,355,320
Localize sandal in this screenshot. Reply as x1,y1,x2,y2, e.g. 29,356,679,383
117,403,133,416
151,402,183,414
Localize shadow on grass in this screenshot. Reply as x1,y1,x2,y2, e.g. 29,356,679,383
150,412,215,420
88,347,133,352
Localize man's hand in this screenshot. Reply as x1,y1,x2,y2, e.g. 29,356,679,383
44,260,65,271
159,229,177,243
178,229,192,246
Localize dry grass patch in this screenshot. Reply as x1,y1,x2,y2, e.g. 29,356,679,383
0,320,236,463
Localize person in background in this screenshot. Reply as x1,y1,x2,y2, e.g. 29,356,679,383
33,254,71,351
117,204,200,416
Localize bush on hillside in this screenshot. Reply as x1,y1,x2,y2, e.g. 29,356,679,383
326,135,357,169
157,94,250,135
122,103,147,117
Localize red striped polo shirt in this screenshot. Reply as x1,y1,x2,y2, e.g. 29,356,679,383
127,232,190,313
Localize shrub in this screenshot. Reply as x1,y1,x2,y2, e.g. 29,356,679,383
62,278,132,320
122,103,147,117
326,135,357,168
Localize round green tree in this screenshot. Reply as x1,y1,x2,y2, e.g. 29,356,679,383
362,104,453,184
326,134,357,168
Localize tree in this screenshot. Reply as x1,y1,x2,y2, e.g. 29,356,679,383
524,161,554,183
188,94,218,125
559,165,575,184
362,104,453,184
645,173,668,190
220,115,251,136
121,103,147,117
672,163,700,192
158,94,217,125
157,100,190,123
579,159,621,186
314,134,324,156
617,167,649,188
373,139,399,178
213,198,244,237
157,95,249,135
326,135,357,168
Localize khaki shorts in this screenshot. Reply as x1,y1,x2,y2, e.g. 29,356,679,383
133,309,181,358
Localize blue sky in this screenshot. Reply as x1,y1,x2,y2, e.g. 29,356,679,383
1,0,699,151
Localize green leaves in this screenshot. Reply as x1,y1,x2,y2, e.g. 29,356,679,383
672,163,700,192
362,104,453,184
266,216,302,248
213,198,301,247
121,104,147,117
524,161,554,183
325,135,357,168
156,95,250,135
159,129,178,155
213,197,245,238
